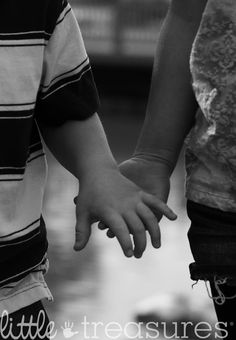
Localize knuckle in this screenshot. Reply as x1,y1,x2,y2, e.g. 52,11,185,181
147,216,158,226
136,201,144,211
104,210,118,222
137,190,143,199
135,226,145,235
75,228,84,234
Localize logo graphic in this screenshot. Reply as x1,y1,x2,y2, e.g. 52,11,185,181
61,321,79,338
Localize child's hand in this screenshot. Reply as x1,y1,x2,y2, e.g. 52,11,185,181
120,157,172,210
98,157,175,242
73,167,177,258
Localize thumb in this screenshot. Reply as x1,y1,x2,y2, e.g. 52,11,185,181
74,212,91,251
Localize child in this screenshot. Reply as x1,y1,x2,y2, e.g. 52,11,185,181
0,0,177,338
101,0,236,338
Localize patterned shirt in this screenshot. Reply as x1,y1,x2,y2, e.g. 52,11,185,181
185,0,236,212
0,0,99,313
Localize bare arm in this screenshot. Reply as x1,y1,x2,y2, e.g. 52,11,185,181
115,0,208,234
39,114,118,180
38,114,176,258
134,0,207,172
97,0,207,242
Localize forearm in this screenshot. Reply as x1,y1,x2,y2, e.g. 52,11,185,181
135,0,207,173
38,114,118,181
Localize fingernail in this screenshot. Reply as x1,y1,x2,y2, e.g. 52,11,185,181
170,212,177,219
134,252,143,259
127,250,133,257
73,244,80,251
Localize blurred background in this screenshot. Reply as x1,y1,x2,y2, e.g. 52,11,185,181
43,0,217,339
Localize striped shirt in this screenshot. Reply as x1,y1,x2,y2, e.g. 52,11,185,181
0,0,99,304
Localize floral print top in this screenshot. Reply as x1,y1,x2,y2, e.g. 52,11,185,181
185,0,236,211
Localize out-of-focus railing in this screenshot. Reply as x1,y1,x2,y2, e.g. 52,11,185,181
70,0,169,63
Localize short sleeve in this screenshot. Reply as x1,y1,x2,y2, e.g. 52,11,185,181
35,0,100,126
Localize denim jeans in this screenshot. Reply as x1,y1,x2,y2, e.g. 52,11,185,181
187,200,236,305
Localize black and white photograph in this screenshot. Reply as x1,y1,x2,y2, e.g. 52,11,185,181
0,0,235,339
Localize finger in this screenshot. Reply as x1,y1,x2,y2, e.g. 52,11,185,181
124,213,147,258
74,211,92,251
98,222,108,230
137,203,161,248
103,213,134,257
98,222,115,237
142,193,177,221
106,229,115,238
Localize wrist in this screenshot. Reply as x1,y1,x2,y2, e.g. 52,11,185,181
132,151,176,176
76,159,119,184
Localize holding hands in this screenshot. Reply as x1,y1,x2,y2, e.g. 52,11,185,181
74,157,177,258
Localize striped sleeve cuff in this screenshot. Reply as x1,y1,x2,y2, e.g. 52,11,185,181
35,1,100,126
